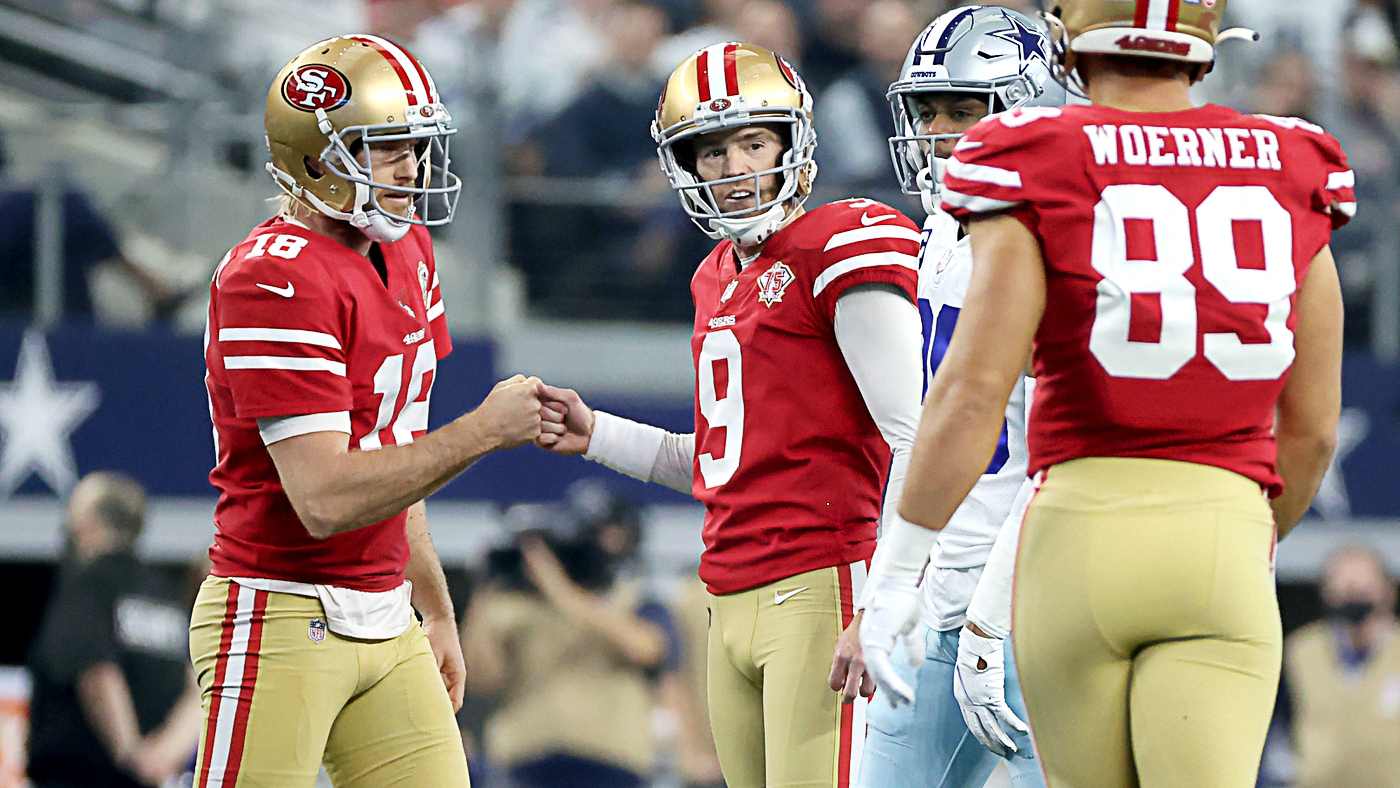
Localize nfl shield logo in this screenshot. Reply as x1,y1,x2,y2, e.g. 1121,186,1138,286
308,619,327,643
756,262,796,307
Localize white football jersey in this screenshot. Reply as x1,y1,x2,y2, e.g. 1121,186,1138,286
915,203,1032,631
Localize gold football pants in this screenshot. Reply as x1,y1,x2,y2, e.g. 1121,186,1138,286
707,563,867,788
1014,457,1282,788
189,577,469,788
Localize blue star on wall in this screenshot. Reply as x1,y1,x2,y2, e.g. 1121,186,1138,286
988,12,1050,72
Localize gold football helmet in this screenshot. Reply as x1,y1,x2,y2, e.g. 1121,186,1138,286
1047,0,1256,75
653,43,817,246
265,35,461,243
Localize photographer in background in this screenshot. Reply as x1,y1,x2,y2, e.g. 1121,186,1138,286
462,483,678,788
26,473,202,788
1282,545,1400,788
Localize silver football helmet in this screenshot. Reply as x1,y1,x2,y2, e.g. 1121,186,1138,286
888,6,1066,213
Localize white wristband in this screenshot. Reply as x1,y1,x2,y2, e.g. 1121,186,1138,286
864,516,939,607
584,411,667,481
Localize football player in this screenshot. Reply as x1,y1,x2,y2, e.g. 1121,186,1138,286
195,36,549,787
863,1,1349,787
854,8,1063,788
533,43,925,788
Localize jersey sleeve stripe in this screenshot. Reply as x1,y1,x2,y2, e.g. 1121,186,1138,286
823,225,924,251
218,328,342,350
812,252,917,297
945,159,1023,188
942,188,1022,214
1327,170,1356,190
426,301,445,321
256,411,352,446
224,356,347,376
1337,201,1358,218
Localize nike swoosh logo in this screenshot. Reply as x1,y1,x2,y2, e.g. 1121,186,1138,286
256,281,295,298
773,587,809,605
860,212,896,226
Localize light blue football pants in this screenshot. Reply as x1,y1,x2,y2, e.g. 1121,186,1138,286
858,624,1044,788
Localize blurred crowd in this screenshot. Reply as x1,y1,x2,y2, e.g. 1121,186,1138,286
1,0,1399,335
17,471,1400,788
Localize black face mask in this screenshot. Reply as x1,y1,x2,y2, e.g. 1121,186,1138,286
1330,600,1376,626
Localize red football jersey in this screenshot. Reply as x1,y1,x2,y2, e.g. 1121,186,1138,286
204,218,452,591
941,104,1355,496
691,199,921,594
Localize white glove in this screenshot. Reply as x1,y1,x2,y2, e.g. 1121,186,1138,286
953,627,1029,758
858,574,923,707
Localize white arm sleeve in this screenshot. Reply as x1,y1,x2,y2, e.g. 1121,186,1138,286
964,475,1035,639
584,411,695,495
965,377,1035,639
831,286,926,609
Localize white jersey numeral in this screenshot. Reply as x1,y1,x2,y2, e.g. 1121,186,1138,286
361,341,437,450
697,329,744,488
246,233,308,261
1088,184,1296,381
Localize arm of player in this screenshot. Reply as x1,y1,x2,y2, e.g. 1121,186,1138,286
900,213,1045,536
954,476,1035,757
75,662,143,772
827,285,924,703
127,667,203,786
404,501,466,711
266,375,548,539
1272,246,1344,539
534,384,696,495
520,535,668,668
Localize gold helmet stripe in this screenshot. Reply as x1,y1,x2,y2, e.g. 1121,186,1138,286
696,43,740,102
346,34,437,106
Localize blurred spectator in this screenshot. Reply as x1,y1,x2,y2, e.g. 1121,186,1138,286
26,473,202,788
817,0,922,192
1281,546,1400,788
802,0,876,93
1250,48,1319,121
0,132,170,325
733,0,805,65
1325,9,1400,349
511,0,706,321
651,0,745,77
662,576,724,788
497,0,617,139
462,490,678,788
536,1,670,177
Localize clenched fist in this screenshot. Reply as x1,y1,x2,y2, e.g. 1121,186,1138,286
534,383,593,456
476,375,544,450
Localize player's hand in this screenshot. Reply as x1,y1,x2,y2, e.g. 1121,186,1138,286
476,374,544,450
423,614,467,712
859,575,923,707
828,610,875,703
953,626,1028,758
123,737,187,786
534,383,594,456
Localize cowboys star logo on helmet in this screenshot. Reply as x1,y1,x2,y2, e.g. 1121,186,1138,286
264,35,463,243
652,43,818,247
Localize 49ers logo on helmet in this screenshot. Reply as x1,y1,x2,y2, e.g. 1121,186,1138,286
1115,35,1193,57
283,65,352,112
709,98,732,111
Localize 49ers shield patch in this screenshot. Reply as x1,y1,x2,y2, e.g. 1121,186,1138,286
756,262,795,307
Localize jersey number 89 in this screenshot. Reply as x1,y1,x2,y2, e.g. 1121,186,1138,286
1089,184,1296,382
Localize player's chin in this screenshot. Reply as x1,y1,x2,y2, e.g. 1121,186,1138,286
376,194,415,219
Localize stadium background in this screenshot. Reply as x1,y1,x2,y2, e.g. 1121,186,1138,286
0,0,1398,785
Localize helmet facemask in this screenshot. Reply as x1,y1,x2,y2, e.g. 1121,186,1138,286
655,98,817,247
269,105,462,243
